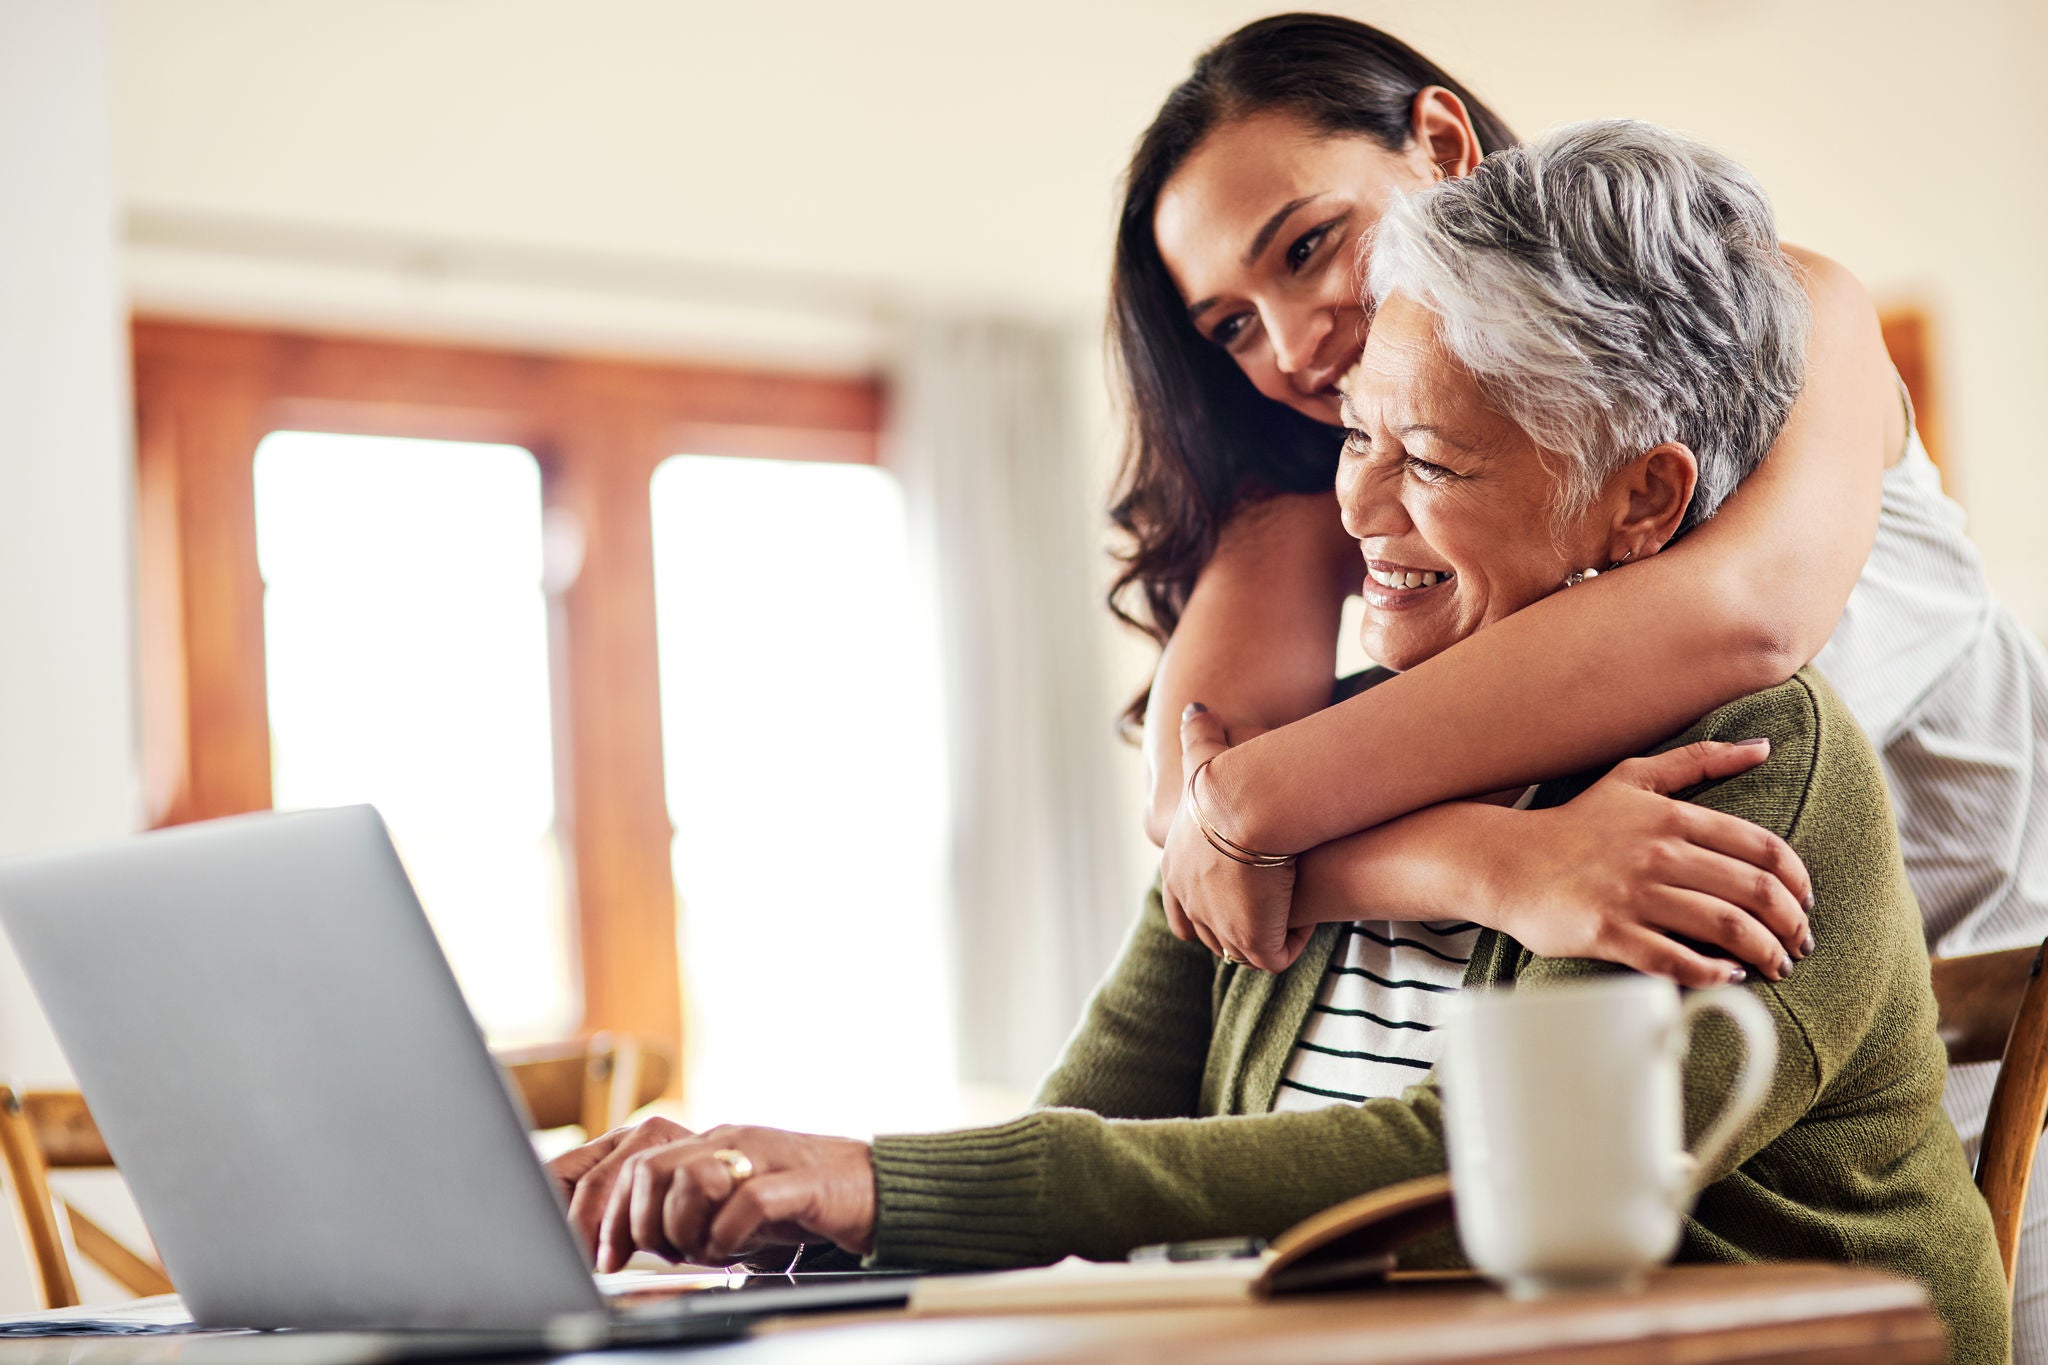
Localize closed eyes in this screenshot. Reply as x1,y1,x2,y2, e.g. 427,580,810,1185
1340,432,1458,484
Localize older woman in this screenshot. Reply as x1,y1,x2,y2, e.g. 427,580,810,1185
549,123,2008,1363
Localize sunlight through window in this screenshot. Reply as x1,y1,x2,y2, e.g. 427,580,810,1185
253,431,575,1044
651,455,957,1138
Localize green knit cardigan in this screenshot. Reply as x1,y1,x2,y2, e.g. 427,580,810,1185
865,670,2010,1365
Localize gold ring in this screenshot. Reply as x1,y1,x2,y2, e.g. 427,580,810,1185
1224,952,1248,966
710,1148,755,1185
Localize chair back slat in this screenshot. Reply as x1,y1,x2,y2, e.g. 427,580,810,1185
1932,946,2040,1067
21,1093,112,1170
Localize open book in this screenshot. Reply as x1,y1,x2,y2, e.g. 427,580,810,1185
909,1173,1454,1315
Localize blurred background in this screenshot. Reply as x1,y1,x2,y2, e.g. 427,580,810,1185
1,0,2043,1311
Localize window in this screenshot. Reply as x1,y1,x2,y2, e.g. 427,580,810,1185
253,432,573,1042
650,456,956,1134
132,319,884,1081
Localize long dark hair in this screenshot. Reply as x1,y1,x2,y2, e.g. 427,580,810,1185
1107,13,1518,731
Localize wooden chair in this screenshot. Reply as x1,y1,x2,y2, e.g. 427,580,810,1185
0,1034,671,1310
1931,940,2048,1296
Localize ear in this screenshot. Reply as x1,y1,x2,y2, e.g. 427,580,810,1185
1602,442,1698,563
1409,87,1483,179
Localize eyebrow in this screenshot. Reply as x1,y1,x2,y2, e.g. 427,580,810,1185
1397,423,1476,453
1244,194,1320,269
1185,193,1323,324
1339,404,1477,455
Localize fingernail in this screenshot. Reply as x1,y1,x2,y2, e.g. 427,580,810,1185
1728,966,1747,985
1778,955,1794,979
1801,889,1815,913
1799,930,1815,958
1733,738,1770,751
1183,702,1207,719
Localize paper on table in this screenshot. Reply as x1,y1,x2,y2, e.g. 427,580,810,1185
0,1293,206,1336
912,1254,1275,1314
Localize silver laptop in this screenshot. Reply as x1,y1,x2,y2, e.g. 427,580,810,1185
0,806,910,1341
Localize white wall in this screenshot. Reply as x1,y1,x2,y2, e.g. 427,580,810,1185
0,0,141,1311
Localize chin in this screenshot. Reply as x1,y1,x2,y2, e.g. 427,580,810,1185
1358,631,1444,675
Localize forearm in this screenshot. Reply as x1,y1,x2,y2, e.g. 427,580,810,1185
1207,250,1892,853
1288,803,1520,929
868,1097,1450,1271
1139,492,1356,844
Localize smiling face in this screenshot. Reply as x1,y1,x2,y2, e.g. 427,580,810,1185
1336,294,1617,672
1152,111,1443,428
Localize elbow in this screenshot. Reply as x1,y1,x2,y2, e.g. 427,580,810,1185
1710,575,1815,696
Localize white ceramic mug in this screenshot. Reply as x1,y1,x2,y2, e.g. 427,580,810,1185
1439,975,1776,1298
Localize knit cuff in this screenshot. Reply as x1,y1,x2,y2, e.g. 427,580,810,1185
866,1113,1056,1270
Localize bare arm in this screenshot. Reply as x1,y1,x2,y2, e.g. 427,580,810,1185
1286,742,1814,988
1138,490,1357,845
1189,248,1897,853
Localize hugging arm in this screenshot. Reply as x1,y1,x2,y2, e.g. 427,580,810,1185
1155,250,1896,969
1286,739,1814,988
1138,491,1359,846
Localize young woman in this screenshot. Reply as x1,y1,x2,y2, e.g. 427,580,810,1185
1114,11,2048,1356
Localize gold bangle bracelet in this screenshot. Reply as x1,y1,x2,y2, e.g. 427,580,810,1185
1186,758,1296,869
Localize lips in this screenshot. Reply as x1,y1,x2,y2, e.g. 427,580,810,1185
1361,559,1455,609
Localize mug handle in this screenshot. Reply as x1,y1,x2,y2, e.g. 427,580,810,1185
1672,987,1778,1203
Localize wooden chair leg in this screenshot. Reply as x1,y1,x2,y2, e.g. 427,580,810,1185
64,1203,172,1298
0,1087,78,1309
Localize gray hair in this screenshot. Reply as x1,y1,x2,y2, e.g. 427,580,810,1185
1366,119,1809,534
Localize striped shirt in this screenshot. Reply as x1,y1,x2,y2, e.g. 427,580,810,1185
1273,788,1536,1111
1270,918,1479,1108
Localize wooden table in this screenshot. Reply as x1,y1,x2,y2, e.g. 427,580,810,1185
0,1263,1947,1364
637,1263,1948,1365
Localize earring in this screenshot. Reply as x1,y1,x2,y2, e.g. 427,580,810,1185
1564,547,1636,588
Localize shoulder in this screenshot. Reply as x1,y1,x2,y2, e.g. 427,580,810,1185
1780,244,1873,317
1664,668,1888,850
1212,491,1358,604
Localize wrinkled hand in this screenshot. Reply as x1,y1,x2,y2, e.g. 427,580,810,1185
1161,704,1314,973
1490,739,1813,987
545,1117,877,1271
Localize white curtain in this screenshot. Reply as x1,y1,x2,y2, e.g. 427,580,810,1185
890,316,1136,1094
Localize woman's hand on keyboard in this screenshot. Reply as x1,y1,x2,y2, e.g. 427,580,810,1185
549,1118,876,1271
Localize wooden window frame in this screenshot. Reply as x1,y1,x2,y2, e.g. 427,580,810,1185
1879,306,1944,480
132,317,884,1071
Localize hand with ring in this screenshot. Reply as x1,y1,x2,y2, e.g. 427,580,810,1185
546,1118,877,1271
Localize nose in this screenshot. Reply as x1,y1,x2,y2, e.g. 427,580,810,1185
1267,303,1336,391
1337,447,1404,542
